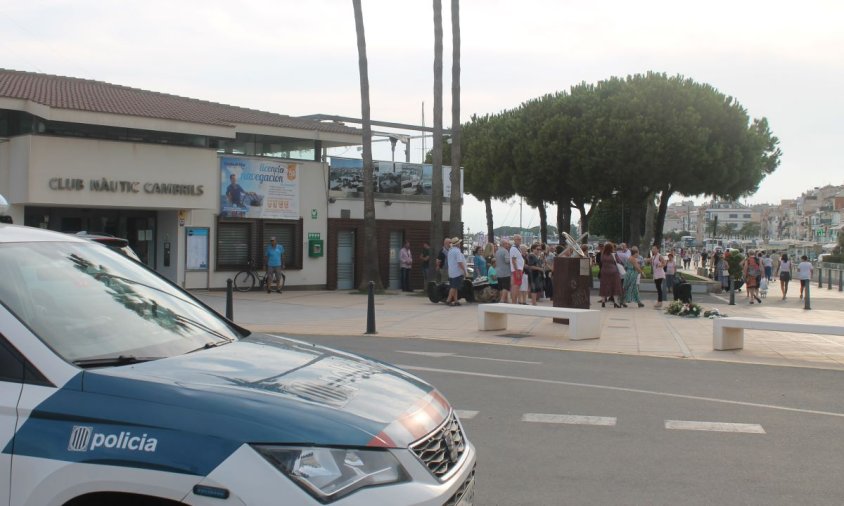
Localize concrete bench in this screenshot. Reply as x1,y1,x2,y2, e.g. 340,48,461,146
478,303,602,340
713,317,844,350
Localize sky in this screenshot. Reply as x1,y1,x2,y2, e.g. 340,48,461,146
2,0,843,233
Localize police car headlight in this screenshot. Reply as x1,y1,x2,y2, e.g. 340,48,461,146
252,445,409,502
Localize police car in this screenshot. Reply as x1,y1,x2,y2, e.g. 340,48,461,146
0,205,476,505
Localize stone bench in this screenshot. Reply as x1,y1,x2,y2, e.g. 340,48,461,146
713,317,844,350
477,303,602,340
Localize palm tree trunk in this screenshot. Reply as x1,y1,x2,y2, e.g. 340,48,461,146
430,0,444,252
641,194,657,249
352,0,381,290
653,187,674,247
575,202,588,242
448,0,462,237
557,203,571,242
538,202,547,244
485,197,494,242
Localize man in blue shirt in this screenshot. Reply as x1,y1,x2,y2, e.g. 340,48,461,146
265,237,285,293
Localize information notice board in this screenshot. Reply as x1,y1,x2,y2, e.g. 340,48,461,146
186,227,209,271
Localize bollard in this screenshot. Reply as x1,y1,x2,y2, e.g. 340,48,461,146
365,281,377,334
728,277,735,305
828,269,832,289
818,267,823,288
226,279,234,320
804,279,811,310
839,270,843,292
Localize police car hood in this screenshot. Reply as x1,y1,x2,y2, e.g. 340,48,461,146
81,334,451,449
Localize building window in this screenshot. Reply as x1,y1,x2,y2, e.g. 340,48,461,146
214,133,317,161
743,214,751,218
729,214,738,219
216,218,303,270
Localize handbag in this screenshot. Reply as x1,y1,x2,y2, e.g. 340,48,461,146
614,254,626,276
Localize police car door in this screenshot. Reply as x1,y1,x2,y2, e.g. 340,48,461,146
0,335,24,506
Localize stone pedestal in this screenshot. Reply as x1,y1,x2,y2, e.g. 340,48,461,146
552,256,592,323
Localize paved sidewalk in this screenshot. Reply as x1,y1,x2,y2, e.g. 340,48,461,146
192,280,844,371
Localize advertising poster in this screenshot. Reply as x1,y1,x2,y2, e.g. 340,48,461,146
328,157,460,198
220,156,299,219
186,227,209,271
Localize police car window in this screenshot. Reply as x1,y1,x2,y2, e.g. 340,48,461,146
0,337,24,382
0,242,240,365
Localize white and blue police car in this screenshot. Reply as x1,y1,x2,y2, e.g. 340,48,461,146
0,208,475,505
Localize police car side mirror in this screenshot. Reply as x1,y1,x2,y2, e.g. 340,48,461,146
0,194,12,224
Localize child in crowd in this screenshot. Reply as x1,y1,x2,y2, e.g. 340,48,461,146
488,257,498,288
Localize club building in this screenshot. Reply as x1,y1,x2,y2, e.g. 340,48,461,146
0,70,455,290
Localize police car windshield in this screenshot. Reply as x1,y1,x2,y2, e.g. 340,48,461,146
0,241,239,365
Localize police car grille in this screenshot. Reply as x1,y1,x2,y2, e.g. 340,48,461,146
444,466,476,506
410,412,466,479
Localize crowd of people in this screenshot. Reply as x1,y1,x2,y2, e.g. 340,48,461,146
395,236,816,308
708,249,814,303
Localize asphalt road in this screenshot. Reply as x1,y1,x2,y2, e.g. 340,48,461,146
291,334,844,506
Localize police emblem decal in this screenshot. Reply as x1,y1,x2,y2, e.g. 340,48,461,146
68,426,93,452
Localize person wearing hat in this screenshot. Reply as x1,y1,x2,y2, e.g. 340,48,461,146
446,236,467,306
265,236,285,293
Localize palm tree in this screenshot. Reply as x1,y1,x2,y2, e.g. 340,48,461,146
448,0,462,237
352,0,382,290
430,0,444,273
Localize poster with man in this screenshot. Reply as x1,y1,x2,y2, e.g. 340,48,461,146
220,156,299,220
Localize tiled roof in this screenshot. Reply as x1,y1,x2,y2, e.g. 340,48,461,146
0,69,361,136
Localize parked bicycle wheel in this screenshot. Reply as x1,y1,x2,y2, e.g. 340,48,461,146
233,270,256,292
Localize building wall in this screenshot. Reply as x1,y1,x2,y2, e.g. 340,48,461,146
326,218,450,291
6,135,218,210
203,159,331,289
1,135,456,290
328,197,452,222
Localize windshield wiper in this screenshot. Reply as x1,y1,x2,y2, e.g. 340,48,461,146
174,314,234,344
72,355,162,368
186,340,234,354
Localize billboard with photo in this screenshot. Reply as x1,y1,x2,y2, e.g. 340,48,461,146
328,157,460,198
220,156,299,219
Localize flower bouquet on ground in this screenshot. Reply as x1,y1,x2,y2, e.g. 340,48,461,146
703,308,728,319
665,300,703,318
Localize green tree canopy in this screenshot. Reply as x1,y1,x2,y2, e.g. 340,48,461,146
457,72,781,250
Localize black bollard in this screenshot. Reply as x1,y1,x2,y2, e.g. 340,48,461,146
828,269,832,289
839,270,843,292
366,281,377,334
728,277,735,305
804,280,811,310
818,267,823,288
226,279,234,320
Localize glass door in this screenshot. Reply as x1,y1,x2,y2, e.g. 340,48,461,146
337,231,355,290
388,231,403,290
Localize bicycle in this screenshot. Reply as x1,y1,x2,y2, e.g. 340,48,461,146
233,260,285,292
